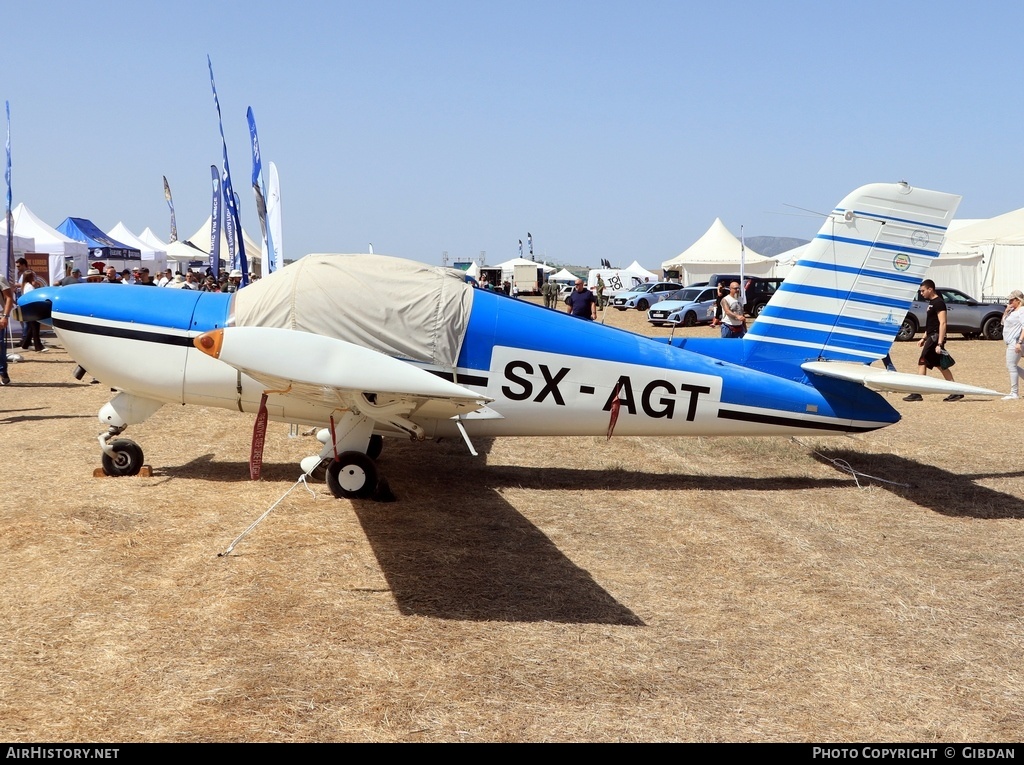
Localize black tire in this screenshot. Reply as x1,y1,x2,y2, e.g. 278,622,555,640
367,434,384,460
682,311,697,327
326,451,378,499
752,302,767,317
983,315,1004,341
101,438,145,477
636,299,649,311
896,316,918,342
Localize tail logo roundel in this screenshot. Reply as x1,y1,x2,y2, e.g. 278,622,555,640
893,253,912,272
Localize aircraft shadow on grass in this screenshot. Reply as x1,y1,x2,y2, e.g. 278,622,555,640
5,381,92,389
1,409,94,424
160,438,861,624
814,448,1024,520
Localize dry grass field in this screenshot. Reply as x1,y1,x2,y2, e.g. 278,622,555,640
2,300,1023,742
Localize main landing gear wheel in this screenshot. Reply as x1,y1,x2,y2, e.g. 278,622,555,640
326,451,378,500
101,439,145,477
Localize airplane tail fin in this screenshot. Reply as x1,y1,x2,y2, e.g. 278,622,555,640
745,182,961,366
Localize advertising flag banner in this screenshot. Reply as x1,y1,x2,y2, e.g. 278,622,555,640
208,56,249,285
163,176,178,242
209,165,221,278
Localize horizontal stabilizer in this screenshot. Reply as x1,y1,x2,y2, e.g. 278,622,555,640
802,361,1001,397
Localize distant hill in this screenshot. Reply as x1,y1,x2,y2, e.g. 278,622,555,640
744,236,809,258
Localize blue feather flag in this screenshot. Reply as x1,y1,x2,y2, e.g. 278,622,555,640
207,56,248,286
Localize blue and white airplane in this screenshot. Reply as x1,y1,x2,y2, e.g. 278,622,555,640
17,182,999,500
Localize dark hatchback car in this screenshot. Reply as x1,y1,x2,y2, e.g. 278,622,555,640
705,275,785,317
896,287,1006,341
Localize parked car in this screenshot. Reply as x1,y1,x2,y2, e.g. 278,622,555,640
647,286,719,327
743,277,784,316
896,287,1006,341
610,281,683,311
703,275,784,316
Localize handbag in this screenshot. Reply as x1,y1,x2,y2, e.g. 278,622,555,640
939,349,956,370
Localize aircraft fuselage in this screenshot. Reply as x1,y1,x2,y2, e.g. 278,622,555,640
33,283,898,440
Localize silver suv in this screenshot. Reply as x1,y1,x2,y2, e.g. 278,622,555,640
896,287,1006,341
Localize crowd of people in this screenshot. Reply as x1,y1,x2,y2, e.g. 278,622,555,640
0,258,255,385
69,262,250,293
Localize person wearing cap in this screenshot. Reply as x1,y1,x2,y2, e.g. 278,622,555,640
1001,289,1024,400
86,268,103,283
135,267,156,286
60,267,84,286
225,269,243,293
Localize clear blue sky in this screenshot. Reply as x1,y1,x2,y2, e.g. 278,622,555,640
3,0,1022,268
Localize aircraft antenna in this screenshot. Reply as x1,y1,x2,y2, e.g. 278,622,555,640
781,202,830,219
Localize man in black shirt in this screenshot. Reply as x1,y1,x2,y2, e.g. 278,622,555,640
903,279,961,402
566,279,597,321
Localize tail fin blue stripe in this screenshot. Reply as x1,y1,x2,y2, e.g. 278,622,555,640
759,304,903,336
794,258,924,286
748,323,890,356
833,208,950,231
777,282,912,310
816,233,940,259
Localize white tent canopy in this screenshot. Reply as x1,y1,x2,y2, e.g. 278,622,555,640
937,209,1024,300
624,260,659,281
772,243,809,278
1,202,88,285
165,238,210,265
1,231,35,263
494,257,555,272
549,268,578,282
107,222,168,274
186,217,263,271
662,218,774,285
139,227,170,251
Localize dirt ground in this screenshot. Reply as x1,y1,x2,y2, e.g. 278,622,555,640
2,300,1023,742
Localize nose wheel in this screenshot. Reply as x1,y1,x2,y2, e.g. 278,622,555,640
101,438,145,477
326,451,378,499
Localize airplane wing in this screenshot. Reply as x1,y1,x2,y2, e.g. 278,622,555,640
194,327,492,428
801,361,1001,397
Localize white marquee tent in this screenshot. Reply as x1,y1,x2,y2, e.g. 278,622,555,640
1,231,36,266
662,218,774,285
624,260,659,281
549,268,578,283
0,202,88,285
187,217,263,272
492,257,555,283
936,211,1024,300
107,222,168,274
138,227,169,251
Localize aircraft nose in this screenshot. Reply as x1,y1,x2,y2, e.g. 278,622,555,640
15,286,54,323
